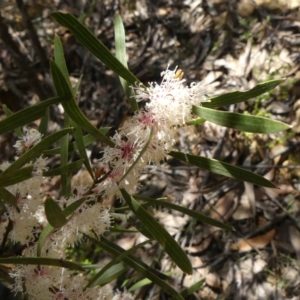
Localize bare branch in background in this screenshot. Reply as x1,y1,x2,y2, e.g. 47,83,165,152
15,0,48,70
0,12,51,101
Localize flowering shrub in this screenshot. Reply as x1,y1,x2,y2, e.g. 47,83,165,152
0,12,290,300
94,67,207,199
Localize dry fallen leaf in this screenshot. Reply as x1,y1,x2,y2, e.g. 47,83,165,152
237,0,256,17
230,218,275,252
230,228,276,252
210,190,238,222
232,191,254,220
206,272,222,290
185,236,212,254
71,169,93,189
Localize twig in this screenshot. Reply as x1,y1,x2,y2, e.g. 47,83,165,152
0,12,50,101
15,0,48,69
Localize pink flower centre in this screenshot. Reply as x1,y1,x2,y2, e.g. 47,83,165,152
119,141,135,161
139,112,157,128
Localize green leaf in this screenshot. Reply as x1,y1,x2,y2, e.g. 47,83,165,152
60,117,71,197
120,188,192,274
114,13,138,112
0,187,17,206
129,278,152,292
177,279,205,299
203,79,285,108
88,262,126,287
186,117,206,126
2,105,23,137
51,59,73,97
192,106,290,133
86,239,150,288
53,36,102,178
73,75,83,94
2,128,73,175
37,223,54,257
51,12,140,86
53,39,73,197
63,197,87,216
0,166,33,187
37,197,86,256
44,197,68,228
0,257,84,271
0,96,67,135
43,131,109,155
110,228,139,233
85,235,182,299
169,151,276,188
135,196,233,230
43,159,84,177
72,123,94,179
38,109,50,135
131,219,156,240
51,60,114,147
54,35,73,90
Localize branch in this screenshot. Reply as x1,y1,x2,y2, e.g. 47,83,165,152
15,0,48,69
0,12,50,101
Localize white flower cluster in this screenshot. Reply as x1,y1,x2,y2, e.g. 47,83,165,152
13,128,43,155
1,155,48,245
0,129,130,299
94,67,206,199
1,68,206,299
10,246,135,300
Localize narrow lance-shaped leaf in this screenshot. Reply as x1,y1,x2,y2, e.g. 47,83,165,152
53,35,72,197
169,151,276,188
186,117,206,126
53,35,94,181
0,187,17,207
63,197,87,217
37,223,54,257
50,60,114,147
38,109,49,135
0,96,67,135
43,159,84,177
50,58,73,97
72,122,94,180
2,128,73,175
203,79,284,108
84,235,183,300
60,117,71,197
0,166,33,187
51,12,141,86
134,195,233,230
120,188,192,275
86,240,151,288
192,106,290,134
88,263,125,287
114,13,138,112
176,279,205,300
2,105,23,137
54,35,73,90
43,131,109,155
129,278,152,292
